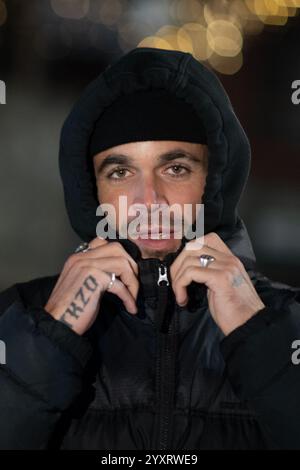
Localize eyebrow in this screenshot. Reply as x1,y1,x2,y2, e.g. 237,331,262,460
95,148,206,175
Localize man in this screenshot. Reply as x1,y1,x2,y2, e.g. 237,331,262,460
0,47,299,450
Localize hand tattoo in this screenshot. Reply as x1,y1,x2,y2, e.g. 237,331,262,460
231,274,245,288
59,275,99,328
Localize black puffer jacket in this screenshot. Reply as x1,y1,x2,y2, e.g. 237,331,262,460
0,48,300,450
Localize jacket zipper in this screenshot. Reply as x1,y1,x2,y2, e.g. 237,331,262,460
155,262,177,450
157,264,169,286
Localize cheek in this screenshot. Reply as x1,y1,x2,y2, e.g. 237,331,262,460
96,180,135,229
168,173,207,205
96,179,131,204
166,174,207,225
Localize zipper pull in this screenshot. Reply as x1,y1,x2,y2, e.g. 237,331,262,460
157,263,169,286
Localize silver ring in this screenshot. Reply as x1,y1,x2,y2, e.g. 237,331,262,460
74,242,90,254
199,254,216,268
107,272,116,290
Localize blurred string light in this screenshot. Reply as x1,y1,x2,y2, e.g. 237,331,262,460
245,0,296,25
178,23,212,59
136,0,300,75
169,0,204,23
207,20,243,57
47,0,300,74
274,0,300,5
0,0,7,27
137,0,246,74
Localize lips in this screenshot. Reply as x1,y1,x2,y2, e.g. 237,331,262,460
137,229,174,238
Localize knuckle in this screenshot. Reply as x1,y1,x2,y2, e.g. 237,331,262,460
110,241,123,251
206,232,218,242
74,258,90,270
64,253,79,269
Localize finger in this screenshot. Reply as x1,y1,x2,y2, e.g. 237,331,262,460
173,253,244,286
67,242,139,277
173,257,222,285
86,242,139,276
100,257,139,300
173,266,223,305
88,236,109,249
103,276,138,315
170,244,229,281
75,257,139,301
195,232,232,255
49,267,137,317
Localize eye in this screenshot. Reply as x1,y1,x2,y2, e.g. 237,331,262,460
107,167,132,180
164,164,190,177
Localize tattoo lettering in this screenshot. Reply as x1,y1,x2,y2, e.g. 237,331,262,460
231,274,245,288
60,312,74,328
76,287,90,307
59,275,99,328
83,275,98,292
65,301,83,319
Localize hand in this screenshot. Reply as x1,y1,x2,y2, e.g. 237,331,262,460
44,237,139,335
170,232,265,336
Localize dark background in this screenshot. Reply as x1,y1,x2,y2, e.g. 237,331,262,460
0,0,299,291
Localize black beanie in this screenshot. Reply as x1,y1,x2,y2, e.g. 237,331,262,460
89,88,207,157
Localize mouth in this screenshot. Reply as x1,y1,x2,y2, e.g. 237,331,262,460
135,229,174,239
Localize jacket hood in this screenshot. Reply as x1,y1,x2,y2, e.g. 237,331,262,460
59,47,254,266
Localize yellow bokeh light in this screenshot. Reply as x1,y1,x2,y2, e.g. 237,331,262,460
204,2,243,32
274,0,300,7
176,28,194,53
208,51,243,75
170,0,204,24
178,22,213,60
245,0,291,24
137,36,174,50
155,25,182,51
207,20,243,57
156,24,180,38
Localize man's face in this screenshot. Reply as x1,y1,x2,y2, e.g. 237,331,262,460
93,140,208,260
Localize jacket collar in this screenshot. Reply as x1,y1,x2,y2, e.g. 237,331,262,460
106,216,257,303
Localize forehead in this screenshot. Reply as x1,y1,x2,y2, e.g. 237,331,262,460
93,140,207,165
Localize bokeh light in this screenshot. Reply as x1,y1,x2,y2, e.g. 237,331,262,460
208,50,243,74
40,0,300,74
169,0,204,23
178,22,213,60
137,36,173,50
207,20,243,57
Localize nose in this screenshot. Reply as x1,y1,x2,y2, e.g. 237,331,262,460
132,174,167,209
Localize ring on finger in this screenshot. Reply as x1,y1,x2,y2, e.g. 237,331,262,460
199,254,216,268
106,272,116,290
